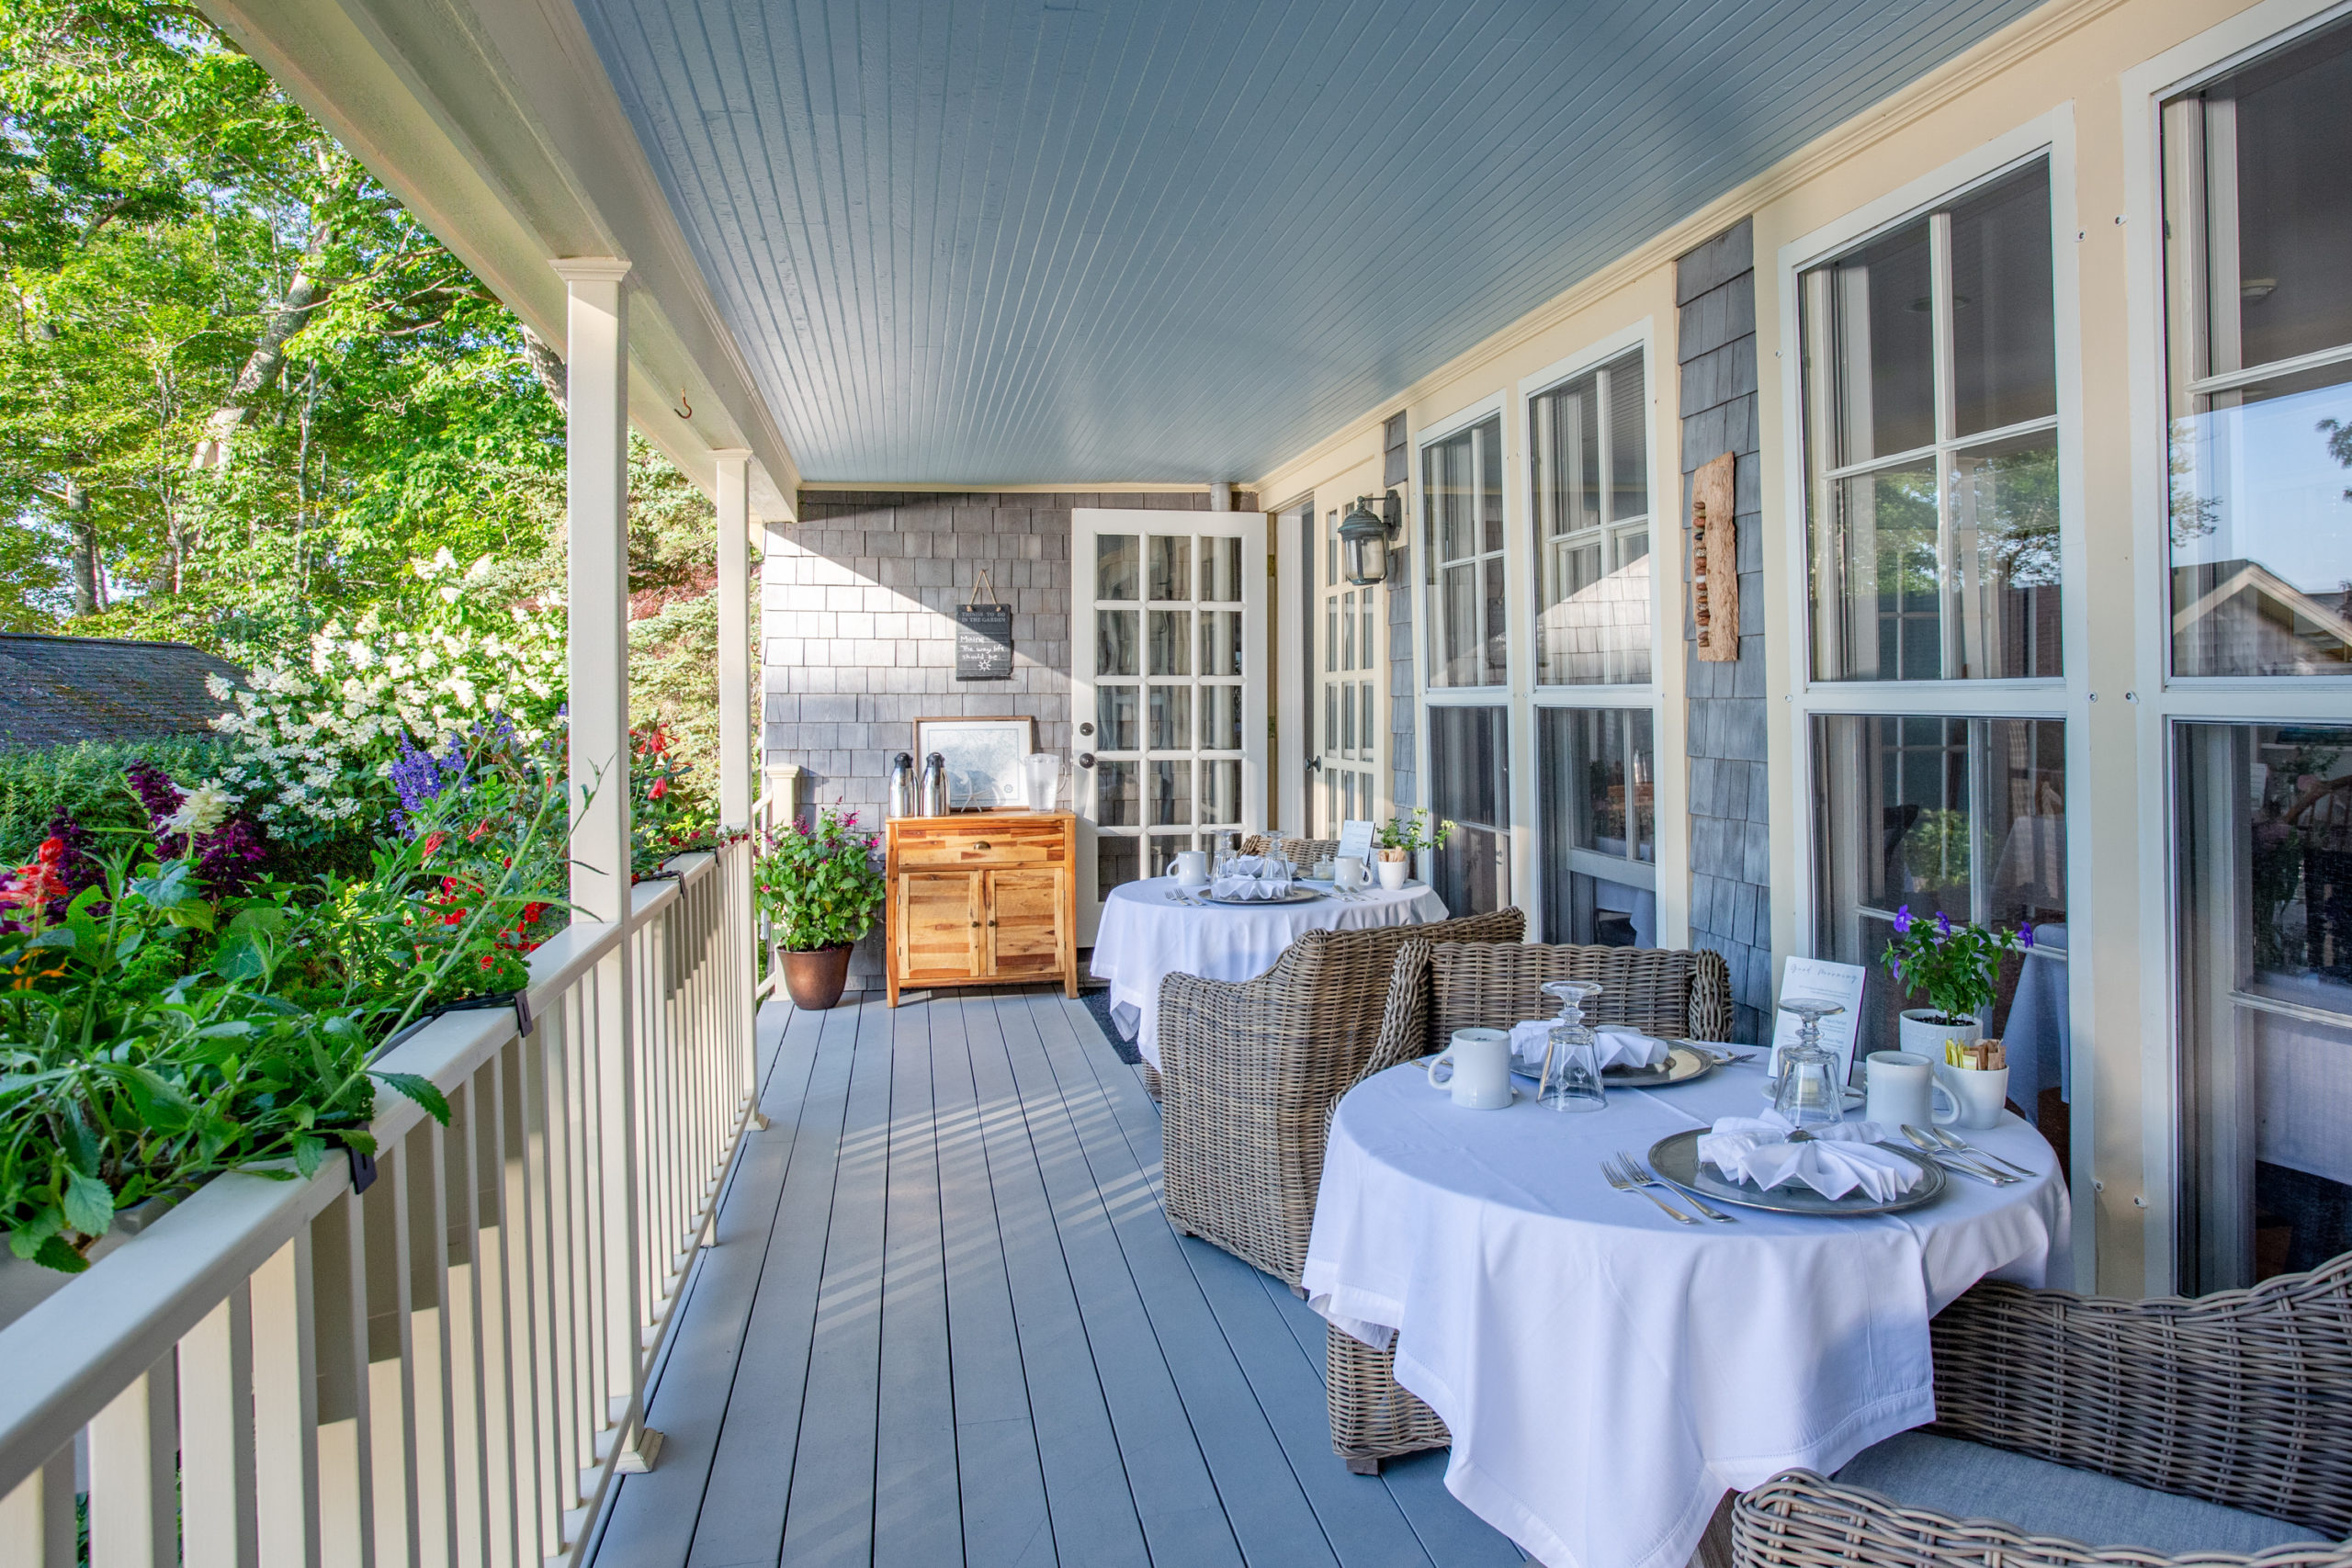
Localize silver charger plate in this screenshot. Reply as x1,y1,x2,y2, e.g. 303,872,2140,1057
1645,1128,1947,1217
1197,886,1324,906
1600,1044,1716,1089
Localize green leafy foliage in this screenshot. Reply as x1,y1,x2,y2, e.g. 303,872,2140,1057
1879,905,2031,1023
1375,807,1454,853
753,806,884,953
0,734,231,861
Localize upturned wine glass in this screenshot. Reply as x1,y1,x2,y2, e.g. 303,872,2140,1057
1772,996,1848,1130
1541,979,1607,1112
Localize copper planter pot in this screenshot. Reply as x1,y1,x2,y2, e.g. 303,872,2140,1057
778,943,854,1010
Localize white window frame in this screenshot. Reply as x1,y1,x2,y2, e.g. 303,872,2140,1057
1519,321,1668,939
2120,0,2352,1295
1778,105,2094,1292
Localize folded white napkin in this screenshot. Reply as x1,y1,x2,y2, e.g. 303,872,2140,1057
1209,855,1293,900
1506,1021,1671,1072
1696,1111,1925,1202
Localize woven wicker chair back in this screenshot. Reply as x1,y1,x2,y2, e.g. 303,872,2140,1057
1238,833,1340,871
1420,941,1733,1052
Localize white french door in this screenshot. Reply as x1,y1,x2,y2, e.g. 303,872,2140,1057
1312,505,1384,834
1072,507,1268,942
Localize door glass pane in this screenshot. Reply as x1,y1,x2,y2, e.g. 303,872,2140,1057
1148,685,1191,750
1148,536,1191,601
1341,682,1356,751
1538,706,1658,949
1813,714,2069,1136
1097,685,1137,750
1148,611,1192,676
1949,163,2057,437
1423,415,1508,689
1199,609,1241,677
1149,761,1193,826
1096,760,1138,826
1097,835,1139,895
1201,536,1243,602
1326,602,1338,671
1429,705,1509,916
1096,609,1137,677
1200,760,1242,826
1202,685,1242,751
1361,684,1375,766
2166,362,2352,676
1323,686,1336,758
1148,835,1195,878
1362,599,1374,670
1815,459,1942,681
1813,219,1936,464
1950,431,2063,679
1097,535,1138,600
1342,592,1356,670
2177,721,2352,1292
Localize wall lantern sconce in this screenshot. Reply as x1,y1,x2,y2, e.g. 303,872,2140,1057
1338,490,1404,586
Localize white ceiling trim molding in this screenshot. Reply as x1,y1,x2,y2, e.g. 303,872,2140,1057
1246,0,2135,502
198,0,801,520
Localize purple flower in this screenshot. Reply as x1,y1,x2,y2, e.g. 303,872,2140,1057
1936,910,1952,937
2018,922,2034,949
389,734,473,834
1892,906,1913,936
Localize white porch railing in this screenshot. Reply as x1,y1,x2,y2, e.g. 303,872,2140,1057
0,838,761,1568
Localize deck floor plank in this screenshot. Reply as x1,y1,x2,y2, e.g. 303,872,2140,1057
593,986,1526,1568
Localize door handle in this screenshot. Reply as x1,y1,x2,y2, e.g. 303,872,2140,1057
1077,752,1095,769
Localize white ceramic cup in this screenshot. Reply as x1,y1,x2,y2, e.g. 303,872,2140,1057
1427,1028,1514,1110
1173,850,1210,887
1333,855,1367,890
1376,857,1408,891
1935,1063,2010,1131
1863,1050,1961,1129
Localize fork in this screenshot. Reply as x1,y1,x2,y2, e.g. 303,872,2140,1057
1898,1125,2018,1185
1619,1153,1736,1222
1927,1124,2036,1179
1601,1157,1700,1224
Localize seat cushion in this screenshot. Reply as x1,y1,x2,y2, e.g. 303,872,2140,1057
1835,1431,2333,1557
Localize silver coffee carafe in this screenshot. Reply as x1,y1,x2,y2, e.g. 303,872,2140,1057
887,751,916,818
919,751,947,817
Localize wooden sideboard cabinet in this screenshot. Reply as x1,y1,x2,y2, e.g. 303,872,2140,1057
884,811,1079,1007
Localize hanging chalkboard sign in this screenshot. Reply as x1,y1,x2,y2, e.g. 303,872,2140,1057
955,569,1014,681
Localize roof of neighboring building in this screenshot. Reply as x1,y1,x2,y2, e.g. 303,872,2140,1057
0,633,243,750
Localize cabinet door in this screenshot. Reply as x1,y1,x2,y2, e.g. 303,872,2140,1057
899,871,982,980
985,868,1064,979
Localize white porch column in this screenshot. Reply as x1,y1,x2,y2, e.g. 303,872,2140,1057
550,257,650,1467
554,257,634,919
713,449,753,828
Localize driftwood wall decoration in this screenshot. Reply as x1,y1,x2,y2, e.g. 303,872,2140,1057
1690,452,1738,662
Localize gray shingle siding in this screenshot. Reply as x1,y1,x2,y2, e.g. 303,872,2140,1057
1676,220,1773,1043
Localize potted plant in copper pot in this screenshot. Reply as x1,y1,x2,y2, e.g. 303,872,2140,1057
754,805,885,1010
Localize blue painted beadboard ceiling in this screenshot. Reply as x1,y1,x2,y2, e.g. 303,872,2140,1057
574,0,2043,484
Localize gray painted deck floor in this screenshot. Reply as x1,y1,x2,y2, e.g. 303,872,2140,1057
589,987,1525,1568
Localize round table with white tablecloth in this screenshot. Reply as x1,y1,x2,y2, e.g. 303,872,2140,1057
1087,875,1448,1068
1303,1055,2071,1568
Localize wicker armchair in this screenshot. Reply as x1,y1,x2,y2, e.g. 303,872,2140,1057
1732,1254,2352,1568
1158,905,1526,1287
1238,833,1340,872
1329,937,1736,1471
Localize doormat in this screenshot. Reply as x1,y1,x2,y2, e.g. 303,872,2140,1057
1080,988,1141,1065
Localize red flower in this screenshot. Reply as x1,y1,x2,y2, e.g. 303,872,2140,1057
422,830,447,861
649,776,670,800
522,901,548,924
467,818,493,843
35,837,63,865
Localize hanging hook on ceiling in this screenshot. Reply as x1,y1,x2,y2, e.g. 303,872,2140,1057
673,389,694,420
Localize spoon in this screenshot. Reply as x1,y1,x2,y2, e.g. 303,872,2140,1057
1928,1124,2036,1179
1900,1124,2016,1183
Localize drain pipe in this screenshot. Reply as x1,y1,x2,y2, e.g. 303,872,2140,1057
1209,481,1233,512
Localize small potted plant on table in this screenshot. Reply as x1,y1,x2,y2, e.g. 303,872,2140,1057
1373,807,1453,891
1879,905,2030,1060
755,805,885,1010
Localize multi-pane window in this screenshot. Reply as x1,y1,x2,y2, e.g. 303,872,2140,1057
1814,716,2069,1152
1422,415,1508,688
1539,707,1656,946
1800,161,2062,682
2161,17,2352,677
1318,508,1381,832
2176,722,2352,1292
1428,705,1510,916
1532,350,1651,685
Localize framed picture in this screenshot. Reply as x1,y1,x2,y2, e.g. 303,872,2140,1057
912,716,1036,811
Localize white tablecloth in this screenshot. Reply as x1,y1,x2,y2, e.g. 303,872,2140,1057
1088,875,1449,1067
1303,1058,2070,1568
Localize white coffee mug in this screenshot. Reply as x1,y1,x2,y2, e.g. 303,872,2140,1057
1333,855,1367,890
1376,857,1408,891
1863,1050,1960,1129
1427,1028,1514,1110
1173,850,1210,887
1936,1063,2010,1131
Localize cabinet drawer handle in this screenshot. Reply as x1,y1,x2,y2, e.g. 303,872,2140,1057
970,840,990,850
